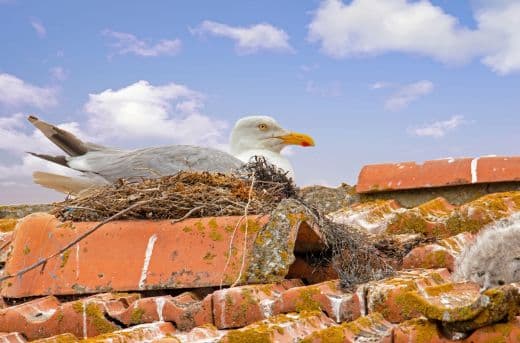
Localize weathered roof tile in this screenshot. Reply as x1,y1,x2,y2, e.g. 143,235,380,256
212,283,288,329
329,192,520,238
110,292,212,331
357,156,520,193
279,280,362,323
300,312,393,343
364,268,452,323
219,311,336,343
2,213,305,297
0,332,27,343
402,232,475,271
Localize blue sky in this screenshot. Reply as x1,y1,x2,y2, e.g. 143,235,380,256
0,0,519,204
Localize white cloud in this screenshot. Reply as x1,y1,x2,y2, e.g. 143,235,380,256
385,80,434,111
409,115,465,138
477,2,520,74
30,18,46,38
0,73,58,108
49,66,68,81
102,30,182,57
308,0,520,75
84,80,227,146
194,21,293,54
308,0,479,63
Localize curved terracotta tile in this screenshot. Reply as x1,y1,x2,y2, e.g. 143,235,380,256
364,268,452,323
0,293,150,340
113,292,212,331
31,333,78,342
0,332,27,343
356,158,474,193
392,318,451,343
279,280,361,323
213,283,288,329
219,311,336,343
85,322,175,342
402,232,475,271
356,156,520,193
2,213,276,297
330,192,520,238
300,312,393,343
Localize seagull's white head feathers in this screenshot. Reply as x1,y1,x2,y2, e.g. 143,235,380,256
229,115,314,179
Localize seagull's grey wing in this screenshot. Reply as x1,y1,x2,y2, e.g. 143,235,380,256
68,145,243,182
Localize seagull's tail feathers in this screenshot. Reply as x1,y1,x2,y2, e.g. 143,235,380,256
27,115,94,156
32,171,103,195
27,152,69,167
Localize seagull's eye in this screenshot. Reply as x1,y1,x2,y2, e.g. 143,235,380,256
258,123,268,131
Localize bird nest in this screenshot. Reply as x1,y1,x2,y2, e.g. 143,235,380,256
51,157,296,222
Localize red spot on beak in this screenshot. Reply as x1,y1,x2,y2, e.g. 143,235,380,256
301,142,311,147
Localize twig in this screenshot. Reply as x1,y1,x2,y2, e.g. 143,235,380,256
230,174,255,288
0,199,152,283
171,205,205,224
0,238,12,253
219,216,245,290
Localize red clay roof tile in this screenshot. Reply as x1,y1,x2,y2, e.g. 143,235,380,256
300,312,393,343
110,292,212,331
392,318,450,343
279,280,362,323
356,156,520,193
212,283,288,329
363,268,452,323
85,322,175,342
2,213,299,297
330,192,520,238
402,232,475,271
0,332,27,343
219,311,336,343
32,333,78,342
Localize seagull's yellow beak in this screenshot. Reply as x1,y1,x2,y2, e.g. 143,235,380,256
277,132,315,147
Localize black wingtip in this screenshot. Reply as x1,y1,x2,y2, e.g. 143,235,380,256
27,115,39,123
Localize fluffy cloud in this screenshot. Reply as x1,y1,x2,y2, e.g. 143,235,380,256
384,80,434,111
84,80,227,146
409,115,465,138
0,73,57,108
30,18,46,38
102,30,182,57
477,2,520,74
194,21,293,54
308,0,520,74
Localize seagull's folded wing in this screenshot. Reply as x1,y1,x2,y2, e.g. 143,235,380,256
69,145,244,182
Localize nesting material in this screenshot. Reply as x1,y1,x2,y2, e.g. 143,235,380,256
52,157,296,222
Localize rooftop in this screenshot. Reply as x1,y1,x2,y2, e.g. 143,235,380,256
0,155,519,342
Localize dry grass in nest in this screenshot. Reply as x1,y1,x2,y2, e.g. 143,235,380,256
52,157,296,222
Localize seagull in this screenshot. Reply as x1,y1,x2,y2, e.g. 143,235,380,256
27,115,315,194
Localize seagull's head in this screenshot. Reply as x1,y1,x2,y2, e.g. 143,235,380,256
230,115,315,155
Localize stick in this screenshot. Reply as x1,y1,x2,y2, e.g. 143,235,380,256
0,199,152,283
230,174,255,288
171,205,205,224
